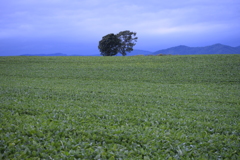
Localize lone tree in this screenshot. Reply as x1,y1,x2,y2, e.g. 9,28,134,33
98,30,138,56
98,33,121,56
117,30,138,56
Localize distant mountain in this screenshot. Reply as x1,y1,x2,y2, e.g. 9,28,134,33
128,49,153,56
116,49,153,56
21,53,67,56
152,44,240,55
18,44,240,56
19,50,152,56
71,54,100,56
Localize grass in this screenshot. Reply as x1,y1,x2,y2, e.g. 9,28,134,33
0,54,239,159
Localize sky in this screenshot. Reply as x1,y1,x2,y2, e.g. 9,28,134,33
0,0,240,56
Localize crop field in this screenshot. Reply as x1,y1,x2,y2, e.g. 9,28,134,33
0,54,240,159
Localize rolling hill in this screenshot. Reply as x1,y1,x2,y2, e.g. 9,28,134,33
21,53,68,56
20,50,153,56
116,49,153,56
19,44,240,56
152,43,240,55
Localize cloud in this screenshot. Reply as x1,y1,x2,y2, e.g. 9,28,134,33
1,0,239,37
0,0,240,54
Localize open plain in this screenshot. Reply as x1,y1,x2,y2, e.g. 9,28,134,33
0,55,239,159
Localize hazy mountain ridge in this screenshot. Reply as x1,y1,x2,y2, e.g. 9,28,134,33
21,53,68,56
20,50,153,56
153,43,240,55
19,44,240,56
116,49,153,56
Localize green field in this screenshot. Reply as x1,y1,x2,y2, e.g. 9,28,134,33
0,55,240,159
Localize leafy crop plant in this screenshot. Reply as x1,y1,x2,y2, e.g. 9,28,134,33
0,55,239,159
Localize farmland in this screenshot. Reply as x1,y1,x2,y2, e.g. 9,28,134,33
0,55,240,159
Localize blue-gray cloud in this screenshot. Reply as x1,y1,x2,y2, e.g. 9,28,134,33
0,0,240,55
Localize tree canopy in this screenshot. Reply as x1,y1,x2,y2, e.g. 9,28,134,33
98,34,121,56
117,31,138,56
98,30,138,56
